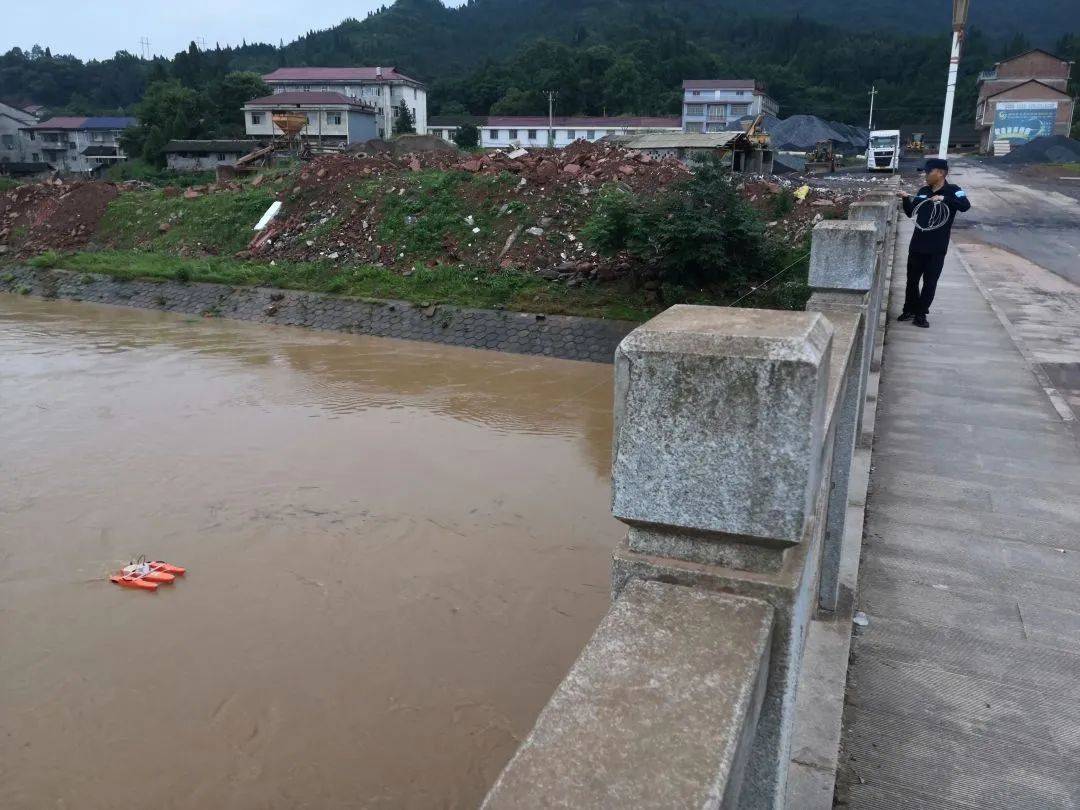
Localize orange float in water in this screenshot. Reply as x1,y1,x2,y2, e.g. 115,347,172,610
110,559,186,592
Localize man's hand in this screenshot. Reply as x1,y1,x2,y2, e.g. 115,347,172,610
929,195,944,202
898,191,910,199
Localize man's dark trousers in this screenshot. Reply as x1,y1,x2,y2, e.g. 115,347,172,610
902,251,946,316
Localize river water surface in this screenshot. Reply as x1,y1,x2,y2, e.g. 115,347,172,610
0,294,621,809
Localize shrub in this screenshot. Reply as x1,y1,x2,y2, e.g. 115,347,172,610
771,188,795,219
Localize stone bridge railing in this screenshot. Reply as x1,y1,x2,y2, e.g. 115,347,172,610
481,187,900,810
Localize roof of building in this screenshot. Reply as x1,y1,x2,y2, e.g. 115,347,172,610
27,116,136,131
0,161,52,175
621,131,750,149
164,139,259,154
244,92,377,110
985,78,1072,100
81,145,119,157
683,79,765,91
262,67,422,85
485,116,681,129
0,101,39,125
994,48,1071,67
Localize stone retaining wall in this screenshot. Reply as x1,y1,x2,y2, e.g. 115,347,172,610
0,267,636,363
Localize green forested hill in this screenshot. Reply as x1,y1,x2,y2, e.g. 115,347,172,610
1,0,1076,129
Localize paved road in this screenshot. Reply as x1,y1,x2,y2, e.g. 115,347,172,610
951,160,1080,286
838,213,1080,808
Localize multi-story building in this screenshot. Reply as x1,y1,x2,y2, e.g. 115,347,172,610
261,67,427,138
243,92,379,147
974,48,1075,153
429,116,681,149
0,102,40,166
23,116,135,174
681,80,778,133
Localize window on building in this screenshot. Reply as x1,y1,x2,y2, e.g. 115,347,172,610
307,113,317,126
250,113,263,125
685,104,704,116
691,90,701,96
707,104,726,118
730,104,749,116
217,153,227,161
1,134,13,149
528,129,537,140
327,112,342,125
736,90,746,96
489,129,499,139
32,152,39,161
509,129,518,139
567,129,576,139
587,130,595,139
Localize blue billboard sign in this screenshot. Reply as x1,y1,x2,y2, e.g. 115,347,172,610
992,101,1058,143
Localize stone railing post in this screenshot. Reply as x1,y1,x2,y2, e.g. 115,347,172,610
806,220,877,613
611,305,834,809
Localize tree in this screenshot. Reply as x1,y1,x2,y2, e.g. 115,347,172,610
394,99,415,135
121,80,209,166
453,123,479,149
206,72,269,136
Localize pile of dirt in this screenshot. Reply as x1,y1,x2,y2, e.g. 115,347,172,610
0,179,119,257
247,141,696,274
998,135,1080,165
246,141,845,282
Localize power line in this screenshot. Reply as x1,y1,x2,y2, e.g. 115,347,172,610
138,37,151,59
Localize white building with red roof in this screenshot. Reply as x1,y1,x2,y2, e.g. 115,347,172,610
260,66,426,138
428,115,682,150
681,80,778,133
243,92,379,147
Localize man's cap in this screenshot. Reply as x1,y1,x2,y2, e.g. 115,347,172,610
923,157,949,172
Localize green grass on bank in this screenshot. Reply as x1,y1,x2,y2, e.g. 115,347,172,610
25,248,809,321
0,177,21,193
97,187,276,255
26,249,659,321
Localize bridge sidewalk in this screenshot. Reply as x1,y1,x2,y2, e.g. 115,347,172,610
838,220,1080,809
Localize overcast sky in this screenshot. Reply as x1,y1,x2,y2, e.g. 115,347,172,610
3,1,465,62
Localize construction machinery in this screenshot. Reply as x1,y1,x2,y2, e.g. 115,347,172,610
905,132,927,155
805,140,837,174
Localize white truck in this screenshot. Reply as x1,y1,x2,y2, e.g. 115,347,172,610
867,129,901,173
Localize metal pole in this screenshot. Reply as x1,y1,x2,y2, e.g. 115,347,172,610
868,85,877,131
546,90,556,148
938,31,961,158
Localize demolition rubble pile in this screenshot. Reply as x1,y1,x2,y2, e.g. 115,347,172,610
245,140,848,280
245,141,695,276
0,179,119,257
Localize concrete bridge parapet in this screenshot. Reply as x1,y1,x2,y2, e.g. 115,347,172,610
483,194,896,809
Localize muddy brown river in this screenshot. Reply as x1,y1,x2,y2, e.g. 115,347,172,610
0,294,622,809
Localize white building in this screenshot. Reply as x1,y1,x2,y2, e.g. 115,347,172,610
261,67,426,138
0,102,41,168
428,116,682,149
23,116,136,174
681,80,779,133
243,92,379,147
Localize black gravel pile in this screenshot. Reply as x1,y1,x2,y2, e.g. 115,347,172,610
998,135,1080,164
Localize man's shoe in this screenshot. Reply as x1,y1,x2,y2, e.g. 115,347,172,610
897,312,913,322
913,315,930,328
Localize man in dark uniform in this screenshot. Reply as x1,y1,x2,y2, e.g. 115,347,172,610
898,157,971,328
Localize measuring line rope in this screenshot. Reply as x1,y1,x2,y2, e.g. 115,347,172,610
727,251,812,307
911,197,953,232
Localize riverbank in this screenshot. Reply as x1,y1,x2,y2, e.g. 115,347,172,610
0,265,637,363
0,143,895,324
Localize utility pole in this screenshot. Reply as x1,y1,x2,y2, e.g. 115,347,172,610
868,85,878,131
938,0,971,159
544,90,557,148
139,37,151,59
